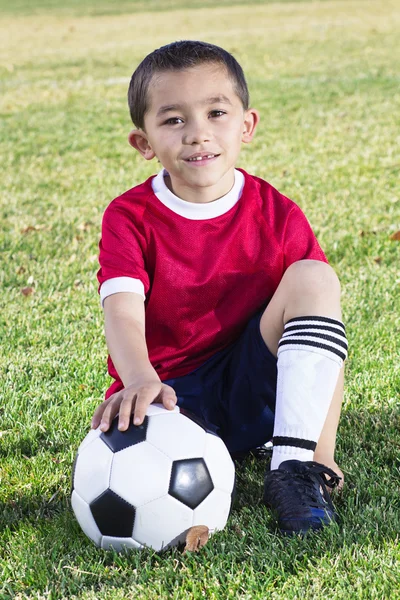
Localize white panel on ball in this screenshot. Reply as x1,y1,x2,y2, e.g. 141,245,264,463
133,495,193,551
203,434,235,493
71,490,102,547
74,437,113,503
146,403,179,417
110,441,172,507
192,488,231,533
101,536,144,552
146,413,206,461
77,426,102,454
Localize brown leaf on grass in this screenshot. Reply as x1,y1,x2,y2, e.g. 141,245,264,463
184,525,209,552
373,257,382,264
389,230,400,241
21,224,47,234
21,287,34,296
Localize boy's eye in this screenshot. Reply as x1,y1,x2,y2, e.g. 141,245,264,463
164,117,184,125
209,110,226,118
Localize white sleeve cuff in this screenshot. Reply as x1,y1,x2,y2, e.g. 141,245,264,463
100,277,146,307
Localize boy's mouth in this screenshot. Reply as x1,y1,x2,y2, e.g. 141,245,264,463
184,153,219,163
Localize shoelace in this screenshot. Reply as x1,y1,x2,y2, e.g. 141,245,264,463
301,461,342,490
267,462,341,516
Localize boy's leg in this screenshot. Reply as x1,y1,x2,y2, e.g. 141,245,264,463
314,367,344,487
259,260,347,532
260,259,345,466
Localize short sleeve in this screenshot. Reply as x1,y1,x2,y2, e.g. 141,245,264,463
97,202,150,296
282,204,328,270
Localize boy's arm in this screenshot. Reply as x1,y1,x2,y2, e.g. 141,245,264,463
91,292,177,432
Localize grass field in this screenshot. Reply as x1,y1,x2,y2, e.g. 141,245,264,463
1,0,399,598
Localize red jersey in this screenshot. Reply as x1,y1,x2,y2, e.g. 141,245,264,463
98,169,327,397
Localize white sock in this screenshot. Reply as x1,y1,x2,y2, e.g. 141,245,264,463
270,316,348,471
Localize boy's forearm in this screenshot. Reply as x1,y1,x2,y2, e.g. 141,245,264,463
104,312,160,388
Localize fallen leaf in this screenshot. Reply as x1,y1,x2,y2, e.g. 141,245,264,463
21,224,47,234
21,287,34,296
389,230,400,241
373,257,382,264
184,525,209,552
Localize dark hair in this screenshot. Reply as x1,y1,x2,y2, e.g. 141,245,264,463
128,40,249,129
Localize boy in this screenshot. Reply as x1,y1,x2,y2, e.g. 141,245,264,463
92,40,347,535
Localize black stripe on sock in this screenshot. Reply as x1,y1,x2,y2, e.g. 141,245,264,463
278,338,347,361
284,324,347,338
285,316,346,331
281,331,348,350
273,436,317,451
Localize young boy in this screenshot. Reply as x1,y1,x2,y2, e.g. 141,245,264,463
92,40,348,535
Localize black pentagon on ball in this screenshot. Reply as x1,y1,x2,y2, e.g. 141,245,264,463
91,489,136,537
169,458,214,509
100,416,148,452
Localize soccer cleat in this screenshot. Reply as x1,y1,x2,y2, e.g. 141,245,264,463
263,460,341,534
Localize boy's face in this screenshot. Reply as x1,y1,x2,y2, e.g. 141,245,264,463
129,63,259,203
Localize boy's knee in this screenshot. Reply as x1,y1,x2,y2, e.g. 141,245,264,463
284,260,341,296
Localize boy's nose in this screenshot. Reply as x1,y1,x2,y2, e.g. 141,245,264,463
183,120,211,145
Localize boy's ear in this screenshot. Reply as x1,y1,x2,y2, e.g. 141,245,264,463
242,109,260,143
128,130,156,160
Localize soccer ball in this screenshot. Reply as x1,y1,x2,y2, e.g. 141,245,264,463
71,404,235,551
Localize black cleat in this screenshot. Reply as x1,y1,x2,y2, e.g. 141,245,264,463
263,460,341,534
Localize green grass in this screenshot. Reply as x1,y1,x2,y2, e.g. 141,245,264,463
0,0,346,17
1,0,400,598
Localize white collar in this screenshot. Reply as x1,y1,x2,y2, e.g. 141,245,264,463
151,168,244,220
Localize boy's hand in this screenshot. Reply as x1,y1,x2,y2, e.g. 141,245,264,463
91,379,177,432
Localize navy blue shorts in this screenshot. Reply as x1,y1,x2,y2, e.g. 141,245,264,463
162,309,277,455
